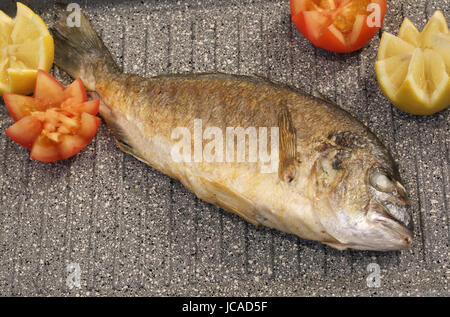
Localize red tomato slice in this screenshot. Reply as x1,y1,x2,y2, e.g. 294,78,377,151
63,99,100,116
26,110,100,162
291,0,386,53
30,136,61,162
3,71,101,162
6,116,43,149
59,135,88,160
6,76,90,117
62,78,88,108
78,112,101,140
4,94,36,122
34,113,100,162
34,70,65,109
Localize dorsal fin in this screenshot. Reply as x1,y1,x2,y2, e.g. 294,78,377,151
278,104,297,183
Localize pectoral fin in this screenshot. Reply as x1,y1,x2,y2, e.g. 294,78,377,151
95,95,151,166
113,137,152,167
198,176,260,227
278,104,297,183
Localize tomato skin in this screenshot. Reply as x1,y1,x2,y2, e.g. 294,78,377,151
316,25,349,53
6,116,43,149
30,136,61,162
63,99,100,116
59,135,87,160
4,94,35,122
290,0,307,16
30,113,101,162
34,70,65,109
290,0,387,53
3,71,101,162
62,78,88,108
78,112,101,140
349,8,386,52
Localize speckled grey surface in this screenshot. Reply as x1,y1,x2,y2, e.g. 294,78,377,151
0,0,448,296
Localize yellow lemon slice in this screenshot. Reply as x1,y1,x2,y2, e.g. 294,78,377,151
428,32,450,74
398,18,421,47
376,10,450,115
375,53,412,101
378,32,415,60
0,2,54,96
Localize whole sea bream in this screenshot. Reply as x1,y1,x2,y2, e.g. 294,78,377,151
52,8,413,251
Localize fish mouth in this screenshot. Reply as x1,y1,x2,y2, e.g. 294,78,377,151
368,200,414,248
380,200,413,231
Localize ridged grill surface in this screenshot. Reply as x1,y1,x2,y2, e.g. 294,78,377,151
0,0,448,296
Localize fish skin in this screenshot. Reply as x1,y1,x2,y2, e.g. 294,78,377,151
51,8,413,251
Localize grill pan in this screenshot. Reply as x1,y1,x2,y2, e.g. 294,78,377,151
0,0,448,296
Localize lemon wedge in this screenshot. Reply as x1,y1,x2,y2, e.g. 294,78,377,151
0,2,54,96
375,11,450,115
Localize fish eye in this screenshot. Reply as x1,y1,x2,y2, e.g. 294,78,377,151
369,167,395,193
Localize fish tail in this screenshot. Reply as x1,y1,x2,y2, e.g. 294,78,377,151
51,6,119,90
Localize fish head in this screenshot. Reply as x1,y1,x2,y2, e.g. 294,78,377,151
309,133,413,251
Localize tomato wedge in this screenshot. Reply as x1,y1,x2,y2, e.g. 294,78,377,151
3,94,36,122
34,70,66,110
64,100,100,116
62,78,88,108
3,70,100,162
6,116,43,149
291,0,386,53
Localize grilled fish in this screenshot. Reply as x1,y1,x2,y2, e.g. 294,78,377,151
52,9,413,251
